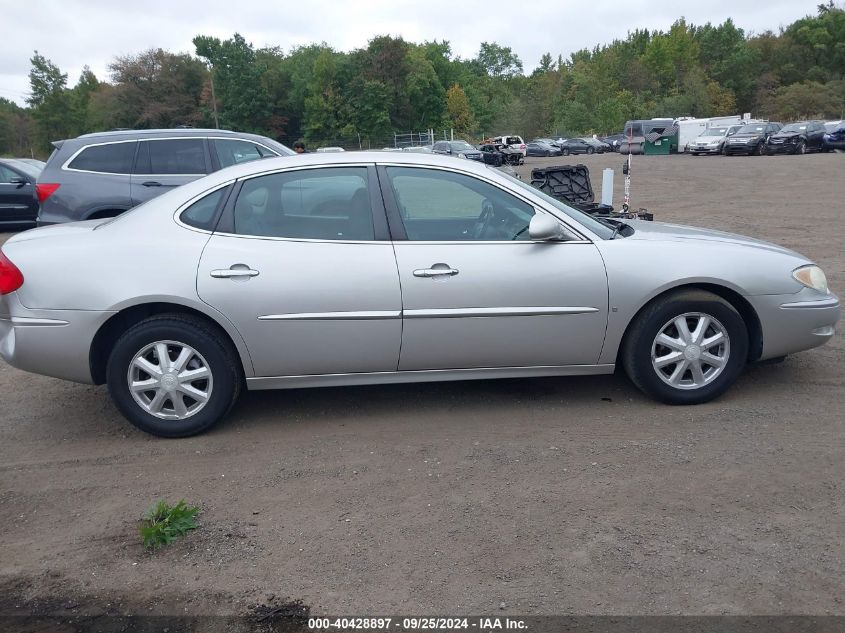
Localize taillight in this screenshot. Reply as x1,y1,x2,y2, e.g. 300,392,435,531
520,144,526,149
36,183,60,203
0,249,24,295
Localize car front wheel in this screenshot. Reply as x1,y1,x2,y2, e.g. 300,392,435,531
586,147,595,154
622,290,748,405
106,314,242,437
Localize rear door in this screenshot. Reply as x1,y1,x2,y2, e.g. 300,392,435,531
130,138,210,206
197,164,402,378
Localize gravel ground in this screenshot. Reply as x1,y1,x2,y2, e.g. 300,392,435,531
1,152,843,621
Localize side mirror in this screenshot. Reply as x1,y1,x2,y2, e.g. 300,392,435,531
529,214,568,241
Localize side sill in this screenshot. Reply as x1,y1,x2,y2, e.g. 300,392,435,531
246,364,615,391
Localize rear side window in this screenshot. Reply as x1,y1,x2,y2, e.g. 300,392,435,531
136,139,207,175
67,142,136,174
232,167,374,241
213,139,276,168
180,186,229,230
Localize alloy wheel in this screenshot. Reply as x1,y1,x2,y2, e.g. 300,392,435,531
651,313,730,390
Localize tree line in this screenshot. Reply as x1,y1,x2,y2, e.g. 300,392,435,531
1,2,843,157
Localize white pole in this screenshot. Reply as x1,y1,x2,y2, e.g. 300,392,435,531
601,168,614,207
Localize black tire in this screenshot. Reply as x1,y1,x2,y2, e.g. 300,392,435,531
795,140,806,155
621,290,748,405
545,150,551,157
754,142,765,156
586,147,595,154
562,148,570,156
106,314,242,437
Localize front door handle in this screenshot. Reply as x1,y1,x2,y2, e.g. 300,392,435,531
210,265,260,279
413,266,459,278
141,181,162,187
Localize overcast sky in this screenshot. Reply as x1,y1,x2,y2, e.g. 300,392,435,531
0,0,824,106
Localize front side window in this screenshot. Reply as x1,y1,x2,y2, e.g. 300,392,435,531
385,167,535,241
0,165,20,183
136,139,207,175
68,141,136,174
233,167,374,240
214,139,276,168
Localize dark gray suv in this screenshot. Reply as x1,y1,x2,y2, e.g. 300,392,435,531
36,128,294,224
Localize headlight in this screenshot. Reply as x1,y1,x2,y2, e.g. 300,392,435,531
457,152,467,158
793,265,829,293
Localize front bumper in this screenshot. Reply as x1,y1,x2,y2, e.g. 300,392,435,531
0,292,114,384
747,289,840,360
688,145,722,154
724,143,758,155
766,142,798,154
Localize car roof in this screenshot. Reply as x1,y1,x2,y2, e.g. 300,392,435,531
75,128,248,140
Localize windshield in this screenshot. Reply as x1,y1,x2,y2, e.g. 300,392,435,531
780,124,807,133
450,141,475,151
497,170,615,240
737,125,765,134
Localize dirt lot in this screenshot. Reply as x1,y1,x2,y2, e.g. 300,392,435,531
1,152,843,623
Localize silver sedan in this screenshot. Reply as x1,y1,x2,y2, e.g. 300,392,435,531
0,153,839,437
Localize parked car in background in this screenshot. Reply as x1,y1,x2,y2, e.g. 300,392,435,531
490,135,527,156
432,140,483,161
0,158,42,229
601,134,625,152
823,121,845,151
479,142,523,166
18,158,47,169
315,146,345,153
687,124,743,155
526,141,562,157
554,138,594,155
36,128,294,225
724,122,782,156
1,151,838,437
580,138,610,153
766,121,827,155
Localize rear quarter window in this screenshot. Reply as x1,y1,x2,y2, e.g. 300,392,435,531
67,141,136,174
179,186,230,230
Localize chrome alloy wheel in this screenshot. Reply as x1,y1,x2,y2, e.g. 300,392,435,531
651,313,731,390
127,340,213,420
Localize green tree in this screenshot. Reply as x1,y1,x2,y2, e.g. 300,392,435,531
446,83,475,134
194,33,272,133
27,51,72,150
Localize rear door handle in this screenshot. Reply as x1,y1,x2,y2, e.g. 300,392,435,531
413,267,459,278
210,265,260,279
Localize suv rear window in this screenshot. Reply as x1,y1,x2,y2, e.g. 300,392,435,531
136,139,207,175
67,141,136,174
506,136,521,145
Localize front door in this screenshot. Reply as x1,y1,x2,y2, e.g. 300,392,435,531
130,138,210,206
197,165,402,377
379,165,608,371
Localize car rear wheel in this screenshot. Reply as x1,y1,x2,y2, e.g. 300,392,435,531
106,314,242,437
622,290,748,405
562,148,570,156
587,147,595,154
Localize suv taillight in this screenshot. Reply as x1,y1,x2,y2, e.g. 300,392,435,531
0,249,24,295
36,183,60,203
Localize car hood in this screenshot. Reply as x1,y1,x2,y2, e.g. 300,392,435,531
623,220,801,256
770,131,801,139
728,133,763,141
693,135,723,143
